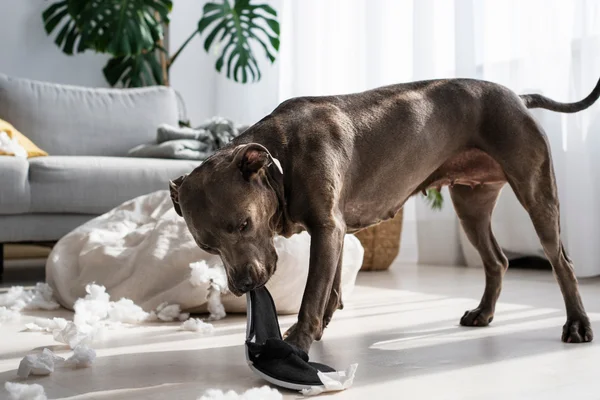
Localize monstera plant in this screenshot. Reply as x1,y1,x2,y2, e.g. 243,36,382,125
424,188,443,210
42,0,280,87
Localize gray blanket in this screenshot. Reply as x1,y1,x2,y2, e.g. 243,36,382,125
128,117,247,160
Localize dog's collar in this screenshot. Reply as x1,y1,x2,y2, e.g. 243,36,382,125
264,157,294,237
269,157,283,175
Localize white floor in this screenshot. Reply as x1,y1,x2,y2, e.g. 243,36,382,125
2,263,600,399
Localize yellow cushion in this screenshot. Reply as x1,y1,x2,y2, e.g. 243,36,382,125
0,119,48,158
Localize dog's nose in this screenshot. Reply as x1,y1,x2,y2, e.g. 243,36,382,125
237,277,255,293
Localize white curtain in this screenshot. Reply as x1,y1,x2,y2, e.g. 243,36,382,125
172,0,600,277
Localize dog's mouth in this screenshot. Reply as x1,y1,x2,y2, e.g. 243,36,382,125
229,287,245,297
227,269,273,297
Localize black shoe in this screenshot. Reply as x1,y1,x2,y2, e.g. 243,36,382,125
245,286,357,393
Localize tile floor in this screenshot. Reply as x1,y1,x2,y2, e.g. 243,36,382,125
1,262,600,399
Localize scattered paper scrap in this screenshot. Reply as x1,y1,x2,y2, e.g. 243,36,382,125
65,345,96,368
17,349,64,378
52,321,105,349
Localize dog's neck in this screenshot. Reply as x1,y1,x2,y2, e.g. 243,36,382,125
264,165,297,237
232,124,299,237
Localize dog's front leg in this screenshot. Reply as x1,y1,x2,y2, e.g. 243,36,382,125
284,223,344,353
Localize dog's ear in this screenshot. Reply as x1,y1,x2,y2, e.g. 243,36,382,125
169,174,187,217
233,143,280,180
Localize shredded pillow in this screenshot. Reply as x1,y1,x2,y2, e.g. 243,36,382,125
0,118,48,158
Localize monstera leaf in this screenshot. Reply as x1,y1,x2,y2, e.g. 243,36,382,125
198,0,280,83
41,0,280,87
423,188,444,210
103,50,165,87
42,0,172,56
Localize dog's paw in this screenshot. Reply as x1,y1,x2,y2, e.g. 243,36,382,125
283,323,297,340
459,307,494,327
284,327,313,353
562,317,593,343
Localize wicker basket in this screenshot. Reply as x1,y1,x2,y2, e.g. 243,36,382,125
354,208,404,271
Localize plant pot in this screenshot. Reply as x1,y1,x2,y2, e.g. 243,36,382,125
354,209,404,271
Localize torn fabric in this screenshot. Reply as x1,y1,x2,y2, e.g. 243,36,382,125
300,364,359,396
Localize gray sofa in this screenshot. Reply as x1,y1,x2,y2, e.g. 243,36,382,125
0,73,199,273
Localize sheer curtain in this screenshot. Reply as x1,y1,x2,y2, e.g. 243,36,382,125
187,0,600,276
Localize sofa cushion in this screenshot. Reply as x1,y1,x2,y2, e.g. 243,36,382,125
29,156,199,214
0,74,179,156
0,157,30,214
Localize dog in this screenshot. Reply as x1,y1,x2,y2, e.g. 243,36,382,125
170,77,599,352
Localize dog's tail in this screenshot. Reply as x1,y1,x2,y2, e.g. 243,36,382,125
520,76,600,113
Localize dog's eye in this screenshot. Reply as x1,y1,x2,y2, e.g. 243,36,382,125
239,219,249,232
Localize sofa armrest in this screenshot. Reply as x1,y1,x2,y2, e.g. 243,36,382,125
0,157,30,214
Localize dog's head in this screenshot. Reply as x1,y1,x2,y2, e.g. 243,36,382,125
170,143,282,296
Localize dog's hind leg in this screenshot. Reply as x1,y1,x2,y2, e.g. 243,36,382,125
450,182,508,327
483,114,592,343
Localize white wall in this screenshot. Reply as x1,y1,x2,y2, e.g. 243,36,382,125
0,1,110,86
169,0,282,126
0,0,281,126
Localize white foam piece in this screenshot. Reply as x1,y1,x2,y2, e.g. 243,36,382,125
17,283,187,349
4,382,47,400
25,318,68,332
198,386,282,400
153,302,184,322
17,349,64,378
189,261,228,291
0,306,20,324
0,286,27,309
180,318,214,334
65,345,96,368
108,298,149,324
207,287,226,321
73,284,111,327
189,262,227,320
0,283,59,312
25,283,60,311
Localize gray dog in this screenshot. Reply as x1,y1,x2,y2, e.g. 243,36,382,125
170,77,599,352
